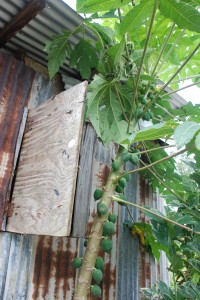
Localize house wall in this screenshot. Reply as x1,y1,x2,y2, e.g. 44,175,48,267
0,54,168,300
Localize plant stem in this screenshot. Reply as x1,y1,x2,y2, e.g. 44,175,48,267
132,144,176,155
158,42,200,93
139,159,184,203
156,30,185,74
139,141,184,203
144,42,200,113
162,80,200,97
74,147,124,299
126,204,136,222
117,8,122,23
170,74,200,85
112,197,200,235
127,0,158,132
155,103,175,118
151,23,176,76
120,147,187,178
114,83,129,122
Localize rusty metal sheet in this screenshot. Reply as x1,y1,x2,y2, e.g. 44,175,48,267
26,236,79,300
0,53,35,229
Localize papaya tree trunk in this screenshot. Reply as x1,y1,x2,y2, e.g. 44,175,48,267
74,146,124,299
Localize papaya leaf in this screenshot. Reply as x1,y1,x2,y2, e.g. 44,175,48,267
77,0,130,13
157,281,174,300
106,38,125,68
144,207,166,223
188,258,200,274
159,0,200,33
131,48,156,64
86,76,132,144
131,121,178,142
44,30,72,78
195,133,200,150
173,121,200,149
69,39,98,79
85,22,116,45
120,0,155,35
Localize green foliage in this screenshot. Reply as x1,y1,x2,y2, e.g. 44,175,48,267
86,75,135,144
77,0,130,13
45,1,200,298
44,30,72,78
120,0,155,34
159,0,200,33
70,39,98,79
130,121,178,143
174,121,200,149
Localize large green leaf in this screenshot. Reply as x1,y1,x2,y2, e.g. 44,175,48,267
106,39,125,68
44,30,72,78
159,0,200,33
86,22,116,45
195,133,200,150
120,0,155,34
131,121,178,142
86,76,133,144
69,39,98,79
173,121,200,149
76,0,130,13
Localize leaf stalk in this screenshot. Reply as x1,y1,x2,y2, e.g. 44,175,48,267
112,196,200,235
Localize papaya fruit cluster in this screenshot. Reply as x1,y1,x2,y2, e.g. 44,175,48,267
136,82,161,121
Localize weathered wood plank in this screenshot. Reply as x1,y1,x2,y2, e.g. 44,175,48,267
0,54,35,230
2,233,35,300
6,82,87,236
71,124,97,237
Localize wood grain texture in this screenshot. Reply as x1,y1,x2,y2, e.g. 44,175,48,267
6,81,87,236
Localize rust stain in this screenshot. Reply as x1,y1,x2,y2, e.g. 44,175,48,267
32,236,78,299
103,262,116,300
97,164,110,186
32,236,54,299
0,53,35,228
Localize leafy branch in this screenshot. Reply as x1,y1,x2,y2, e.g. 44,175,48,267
120,147,188,178
112,196,200,235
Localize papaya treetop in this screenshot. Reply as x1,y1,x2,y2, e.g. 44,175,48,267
45,0,200,299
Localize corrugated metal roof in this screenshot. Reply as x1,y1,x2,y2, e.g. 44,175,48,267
0,0,94,78
0,0,188,107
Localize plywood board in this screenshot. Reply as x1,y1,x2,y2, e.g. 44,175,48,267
6,81,87,236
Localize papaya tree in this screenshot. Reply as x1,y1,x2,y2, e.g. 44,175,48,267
45,0,200,299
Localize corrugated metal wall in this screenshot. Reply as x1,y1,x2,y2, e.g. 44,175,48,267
0,53,35,229
0,54,169,300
